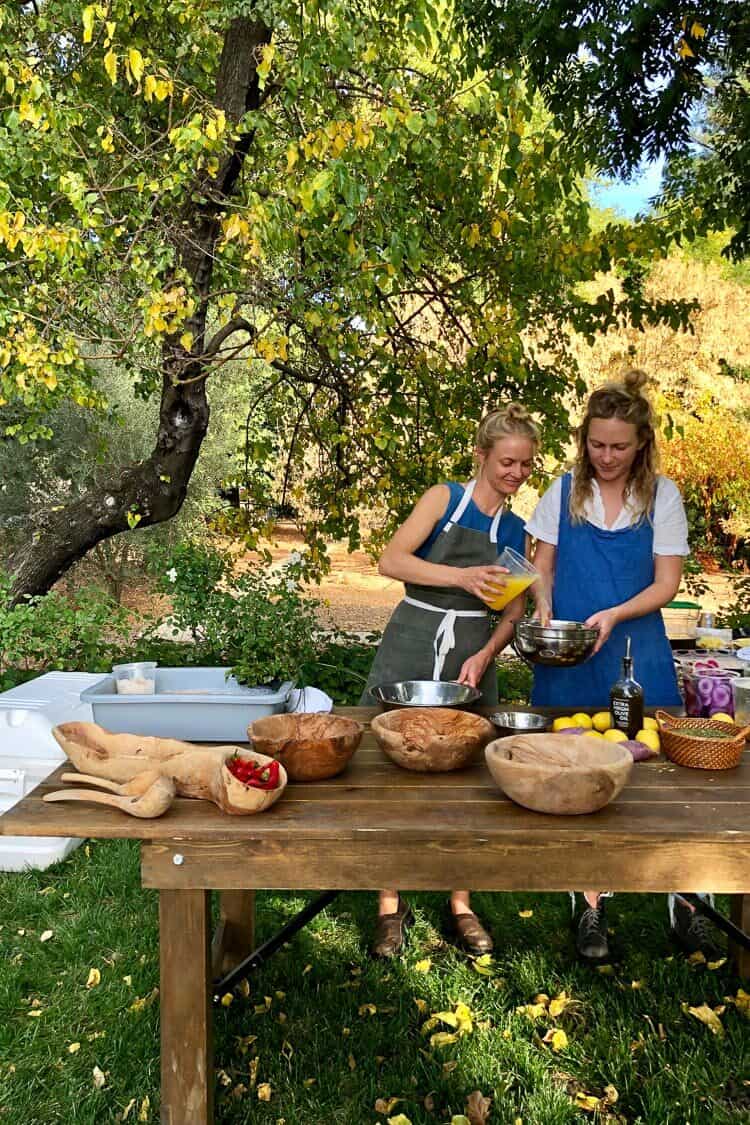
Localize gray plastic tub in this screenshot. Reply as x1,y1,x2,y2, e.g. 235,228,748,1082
79,668,293,741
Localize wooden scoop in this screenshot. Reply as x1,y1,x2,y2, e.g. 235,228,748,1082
60,770,164,796
43,773,176,818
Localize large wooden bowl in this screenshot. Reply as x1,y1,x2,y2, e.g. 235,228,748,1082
371,707,496,772
485,733,633,815
246,712,364,781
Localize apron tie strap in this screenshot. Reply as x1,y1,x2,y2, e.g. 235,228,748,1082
403,596,488,679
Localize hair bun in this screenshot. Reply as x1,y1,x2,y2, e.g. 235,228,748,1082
504,402,529,422
622,367,650,395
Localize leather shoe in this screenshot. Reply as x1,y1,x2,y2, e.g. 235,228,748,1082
371,897,414,958
451,910,493,954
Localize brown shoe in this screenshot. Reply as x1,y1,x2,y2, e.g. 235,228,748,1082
371,897,415,958
451,910,493,954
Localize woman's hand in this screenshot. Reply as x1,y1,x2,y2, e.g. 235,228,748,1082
531,593,552,627
457,564,508,600
458,648,492,688
585,608,620,653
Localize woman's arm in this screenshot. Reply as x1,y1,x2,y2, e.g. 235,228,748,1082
378,485,508,598
586,554,683,652
457,590,527,687
531,539,555,624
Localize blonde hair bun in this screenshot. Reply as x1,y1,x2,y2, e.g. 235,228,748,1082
476,402,539,453
622,367,650,396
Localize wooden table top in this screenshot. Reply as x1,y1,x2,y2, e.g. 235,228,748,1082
3,707,749,846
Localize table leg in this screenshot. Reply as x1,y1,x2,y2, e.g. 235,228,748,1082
730,894,750,979
212,891,256,979
159,890,213,1125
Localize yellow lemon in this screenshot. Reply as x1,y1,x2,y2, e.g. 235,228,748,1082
635,729,660,752
592,710,612,732
571,712,593,730
584,729,603,738
553,716,575,732
602,728,628,743
710,712,734,723
642,717,659,731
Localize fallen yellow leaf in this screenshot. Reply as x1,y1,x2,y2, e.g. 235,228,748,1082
687,1003,724,1036
92,1066,106,1089
137,1096,150,1121
414,998,428,1013
707,958,727,971
221,993,233,1007
518,910,533,918
431,1030,460,1048
414,958,432,973
40,930,53,943
387,1115,413,1125
86,968,101,988
573,1092,600,1112
257,1082,272,1101
544,1028,568,1052
603,1085,618,1104
548,991,570,1018
358,1003,377,1016
631,980,644,990
121,1098,136,1120
375,1097,402,1113
68,1043,81,1054
687,950,706,965
348,1053,357,1070
595,964,614,975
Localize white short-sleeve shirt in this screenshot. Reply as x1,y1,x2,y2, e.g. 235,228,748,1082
526,474,690,556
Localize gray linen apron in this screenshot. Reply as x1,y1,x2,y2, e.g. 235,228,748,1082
360,480,504,706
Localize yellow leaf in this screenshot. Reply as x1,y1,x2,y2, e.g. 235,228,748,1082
707,958,727,971
375,1097,402,1113
603,1085,619,1104
687,950,706,965
414,958,431,973
221,993,233,1007
432,1010,459,1028
82,5,95,43
687,1003,724,1037
128,48,144,84
690,21,706,39
92,1066,106,1089
678,38,696,60
631,980,644,990
430,1030,460,1047
121,1098,136,1120
387,1116,413,1125
257,1083,272,1101
40,930,53,943
573,1092,600,1112
286,145,299,173
414,998,427,1013
548,991,570,1017
257,42,275,81
137,1096,150,1122
302,964,312,974
103,50,117,85
550,1029,568,1052
68,1043,81,1054
596,964,614,975
358,1003,377,1017
734,988,750,1017
518,909,533,919
86,968,101,988
347,1053,357,1070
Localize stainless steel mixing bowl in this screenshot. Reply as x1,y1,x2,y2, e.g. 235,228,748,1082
489,710,552,736
370,680,481,709
512,619,599,667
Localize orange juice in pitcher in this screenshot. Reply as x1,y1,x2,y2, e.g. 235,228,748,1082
481,546,539,611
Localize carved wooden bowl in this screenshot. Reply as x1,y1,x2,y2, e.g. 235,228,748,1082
246,712,364,781
485,733,633,815
371,707,496,772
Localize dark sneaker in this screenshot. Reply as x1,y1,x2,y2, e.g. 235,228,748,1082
575,900,610,965
670,896,723,959
450,910,493,955
371,897,415,959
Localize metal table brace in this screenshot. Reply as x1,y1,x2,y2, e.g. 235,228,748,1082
214,891,340,995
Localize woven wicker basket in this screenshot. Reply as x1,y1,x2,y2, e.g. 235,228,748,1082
655,710,750,770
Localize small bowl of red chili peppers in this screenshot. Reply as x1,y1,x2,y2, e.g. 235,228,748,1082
220,751,287,814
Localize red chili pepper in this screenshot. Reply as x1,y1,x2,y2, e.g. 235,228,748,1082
227,755,280,789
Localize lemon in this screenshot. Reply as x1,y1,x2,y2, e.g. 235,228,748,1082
635,729,660,752
584,729,603,738
553,716,575,732
592,710,612,732
571,712,593,730
710,712,734,723
642,717,659,731
602,728,628,743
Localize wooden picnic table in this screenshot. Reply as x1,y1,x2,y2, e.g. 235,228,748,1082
2,704,749,1124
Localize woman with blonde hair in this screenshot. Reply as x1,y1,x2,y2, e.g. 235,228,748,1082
527,369,717,963
361,403,540,957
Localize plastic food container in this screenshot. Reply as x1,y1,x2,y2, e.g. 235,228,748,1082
112,661,157,695
80,667,294,741
682,666,739,719
732,678,750,727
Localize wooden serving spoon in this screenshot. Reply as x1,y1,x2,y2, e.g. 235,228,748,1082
43,773,176,818
60,770,164,796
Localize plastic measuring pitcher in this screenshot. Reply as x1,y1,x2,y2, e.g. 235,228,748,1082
481,546,539,612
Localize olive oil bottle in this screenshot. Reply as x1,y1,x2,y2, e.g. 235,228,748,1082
610,636,644,739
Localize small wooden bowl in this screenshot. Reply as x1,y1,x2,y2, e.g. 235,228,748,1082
246,712,364,781
218,750,288,814
485,734,633,815
371,707,496,772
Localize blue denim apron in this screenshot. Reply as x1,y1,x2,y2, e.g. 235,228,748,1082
531,473,681,708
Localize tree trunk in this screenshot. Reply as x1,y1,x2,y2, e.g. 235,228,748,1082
7,18,271,602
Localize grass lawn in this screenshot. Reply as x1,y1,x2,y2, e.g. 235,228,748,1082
0,840,749,1124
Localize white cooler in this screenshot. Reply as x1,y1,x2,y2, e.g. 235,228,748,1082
0,671,104,871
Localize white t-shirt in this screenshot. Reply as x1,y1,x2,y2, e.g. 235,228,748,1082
526,474,690,556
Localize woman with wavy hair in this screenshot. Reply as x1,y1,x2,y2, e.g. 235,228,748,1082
527,369,718,964
361,403,540,958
